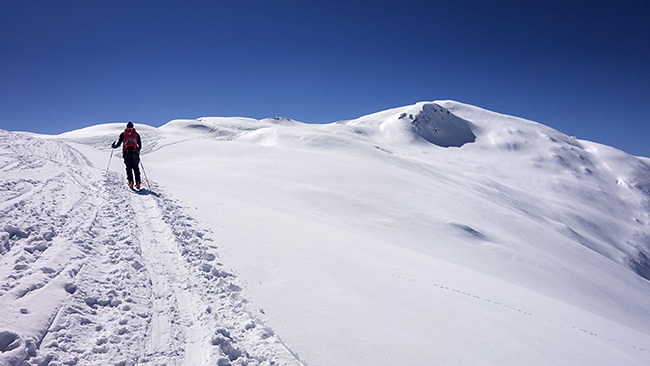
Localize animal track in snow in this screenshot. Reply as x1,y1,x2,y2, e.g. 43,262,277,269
387,272,649,355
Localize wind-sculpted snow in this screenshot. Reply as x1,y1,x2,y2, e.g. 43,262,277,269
437,101,650,277
159,117,302,143
2,100,650,365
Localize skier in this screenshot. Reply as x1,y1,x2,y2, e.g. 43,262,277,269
111,121,142,189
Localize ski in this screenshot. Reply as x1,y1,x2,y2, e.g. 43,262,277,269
128,185,145,194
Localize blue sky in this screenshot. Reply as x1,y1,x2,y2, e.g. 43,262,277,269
1,0,649,156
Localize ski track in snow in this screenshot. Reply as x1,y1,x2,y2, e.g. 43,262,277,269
0,131,302,366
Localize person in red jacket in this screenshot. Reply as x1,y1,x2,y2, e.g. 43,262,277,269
111,121,142,189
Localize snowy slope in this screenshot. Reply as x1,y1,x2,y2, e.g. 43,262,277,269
1,101,650,365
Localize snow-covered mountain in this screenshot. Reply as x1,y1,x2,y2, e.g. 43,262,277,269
1,101,649,366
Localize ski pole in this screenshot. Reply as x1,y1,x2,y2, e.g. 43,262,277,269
139,158,151,190
105,148,114,177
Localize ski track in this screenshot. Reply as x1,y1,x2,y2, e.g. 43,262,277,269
0,131,302,366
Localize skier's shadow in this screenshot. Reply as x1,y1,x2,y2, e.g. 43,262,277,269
132,189,161,197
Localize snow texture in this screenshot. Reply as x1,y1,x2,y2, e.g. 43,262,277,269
1,101,650,365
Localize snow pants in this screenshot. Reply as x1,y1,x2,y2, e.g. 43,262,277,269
123,149,141,184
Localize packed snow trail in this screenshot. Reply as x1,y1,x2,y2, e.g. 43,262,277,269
0,131,105,365
0,130,302,366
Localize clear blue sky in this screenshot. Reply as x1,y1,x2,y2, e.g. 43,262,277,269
1,0,649,156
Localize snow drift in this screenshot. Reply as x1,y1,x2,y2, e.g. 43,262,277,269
1,101,650,366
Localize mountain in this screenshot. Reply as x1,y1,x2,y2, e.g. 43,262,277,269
1,101,649,365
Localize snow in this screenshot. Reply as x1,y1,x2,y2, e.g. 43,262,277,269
1,100,650,365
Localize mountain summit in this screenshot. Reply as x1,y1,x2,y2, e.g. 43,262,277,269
1,101,649,365
343,101,477,147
